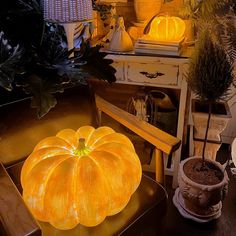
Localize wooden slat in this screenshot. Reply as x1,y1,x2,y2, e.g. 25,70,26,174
95,95,181,155
0,162,41,236
154,148,165,184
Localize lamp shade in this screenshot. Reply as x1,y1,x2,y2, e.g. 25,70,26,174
43,0,93,23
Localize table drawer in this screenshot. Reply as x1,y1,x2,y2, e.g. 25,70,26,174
126,62,179,86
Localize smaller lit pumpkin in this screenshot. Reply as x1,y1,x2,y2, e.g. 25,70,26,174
21,126,142,230
145,15,186,42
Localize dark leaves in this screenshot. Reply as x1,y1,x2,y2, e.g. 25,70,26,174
17,0,42,13
0,31,23,91
92,1,113,21
179,0,236,63
16,74,68,118
77,43,116,83
188,33,234,102
0,6,116,118
13,23,116,117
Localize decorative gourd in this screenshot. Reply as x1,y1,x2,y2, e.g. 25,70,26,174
109,17,134,52
21,126,142,230
146,15,186,42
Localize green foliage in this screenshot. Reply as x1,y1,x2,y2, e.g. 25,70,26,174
179,0,236,63
17,74,64,118
188,32,234,103
181,0,236,102
17,23,115,118
0,31,23,91
77,43,116,83
179,0,235,20
17,0,42,13
188,30,235,165
0,1,116,118
181,0,236,164
178,0,200,20
92,0,113,21
220,16,236,62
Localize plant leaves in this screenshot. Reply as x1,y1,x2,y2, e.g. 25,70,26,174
77,43,116,83
0,5,117,118
188,32,234,102
17,0,42,13
17,74,66,118
0,31,23,91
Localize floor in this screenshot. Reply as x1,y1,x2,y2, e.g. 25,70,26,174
1,89,235,235
4,143,236,236
160,144,236,236
93,104,236,236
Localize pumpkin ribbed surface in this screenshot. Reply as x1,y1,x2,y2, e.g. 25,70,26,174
20,126,142,230
148,16,186,42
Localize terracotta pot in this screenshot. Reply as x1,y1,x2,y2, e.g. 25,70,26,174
133,0,163,26
175,157,229,221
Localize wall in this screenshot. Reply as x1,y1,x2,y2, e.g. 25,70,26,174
95,0,184,38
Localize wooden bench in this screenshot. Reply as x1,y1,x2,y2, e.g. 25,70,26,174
95,95,181,185
1,161,168,236
0,162,41,236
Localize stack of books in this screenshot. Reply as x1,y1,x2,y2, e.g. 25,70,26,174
134,37,185,56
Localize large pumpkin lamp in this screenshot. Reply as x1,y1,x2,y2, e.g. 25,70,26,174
143,15,186,42
20,126,142,230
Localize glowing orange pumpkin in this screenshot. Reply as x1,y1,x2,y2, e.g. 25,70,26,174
146,15,186,42
21,126,142,230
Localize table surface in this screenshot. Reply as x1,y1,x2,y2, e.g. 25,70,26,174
5,161,168,236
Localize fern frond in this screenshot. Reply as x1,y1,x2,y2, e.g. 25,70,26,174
221,20,236,63
17,0,42,13
199,0,232,16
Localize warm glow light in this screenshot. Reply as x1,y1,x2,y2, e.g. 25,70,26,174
20,126,142,230
146,16,186,42
231,137,236,167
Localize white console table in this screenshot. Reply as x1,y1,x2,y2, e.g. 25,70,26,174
106,52,189,188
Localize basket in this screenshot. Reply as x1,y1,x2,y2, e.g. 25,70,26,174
43,0,93,23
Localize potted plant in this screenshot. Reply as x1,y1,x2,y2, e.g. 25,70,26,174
190,30,234,159
0,0,116,118
173,29,234,222
173,1,236,220
179,0,236,159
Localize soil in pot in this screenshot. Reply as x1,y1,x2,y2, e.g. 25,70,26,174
183,158,224,185
194,100,227,115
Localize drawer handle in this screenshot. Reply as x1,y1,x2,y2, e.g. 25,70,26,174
140,71,165,79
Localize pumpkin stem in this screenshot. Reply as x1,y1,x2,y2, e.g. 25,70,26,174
74,138,91,157
78,138,86,149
